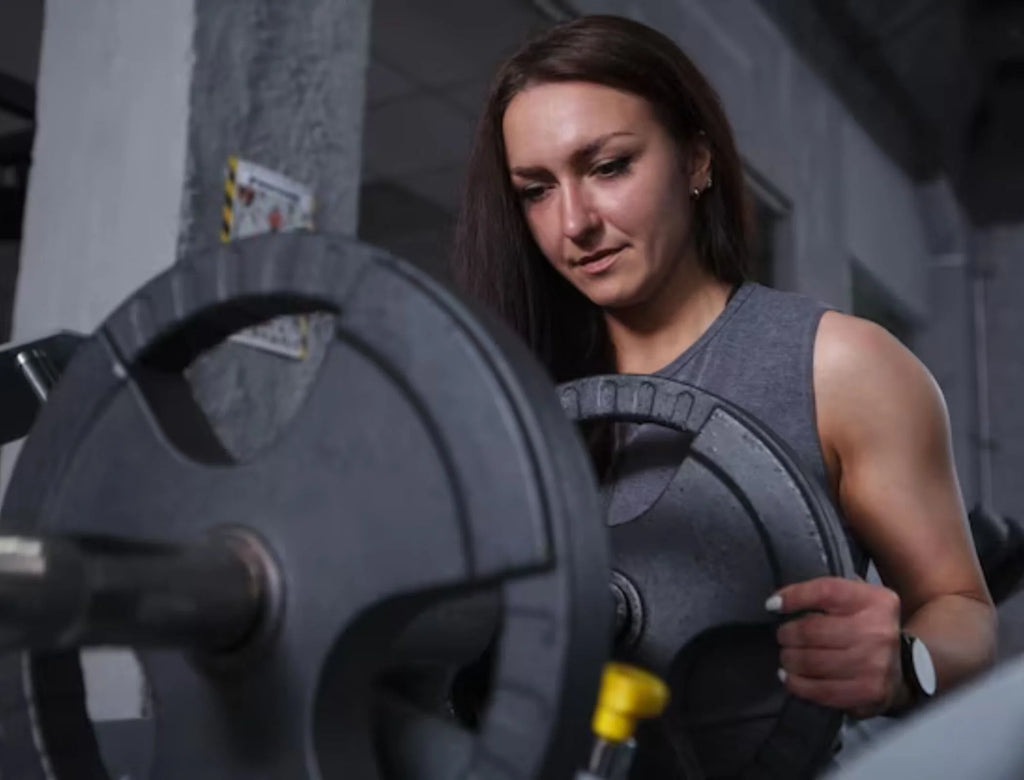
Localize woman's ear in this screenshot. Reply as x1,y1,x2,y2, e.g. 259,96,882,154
687,139,713,192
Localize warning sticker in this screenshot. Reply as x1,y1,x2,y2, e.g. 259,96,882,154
221,156,315,359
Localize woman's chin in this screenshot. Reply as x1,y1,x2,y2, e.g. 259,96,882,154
581,285,647,312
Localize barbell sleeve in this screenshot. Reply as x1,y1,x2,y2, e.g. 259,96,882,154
0,533,265,653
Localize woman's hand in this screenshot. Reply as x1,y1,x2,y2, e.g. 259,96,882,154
769,576,903,719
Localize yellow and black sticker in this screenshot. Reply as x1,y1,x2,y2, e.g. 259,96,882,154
220,155,239,243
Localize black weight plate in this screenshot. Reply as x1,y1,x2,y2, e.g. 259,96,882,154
0,233,610,779
559,374,857,780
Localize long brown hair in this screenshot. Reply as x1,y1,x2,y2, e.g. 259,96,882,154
451,14,752,382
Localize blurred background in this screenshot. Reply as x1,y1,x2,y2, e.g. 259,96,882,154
1,0,1021,648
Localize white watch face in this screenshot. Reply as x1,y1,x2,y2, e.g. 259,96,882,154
911,637,937,696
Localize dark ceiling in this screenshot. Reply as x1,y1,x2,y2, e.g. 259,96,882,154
757,0,1024,226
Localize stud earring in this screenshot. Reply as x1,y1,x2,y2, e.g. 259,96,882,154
691,187,701,199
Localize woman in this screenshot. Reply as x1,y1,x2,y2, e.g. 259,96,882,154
451,11,994,767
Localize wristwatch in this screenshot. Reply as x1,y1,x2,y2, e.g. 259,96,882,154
899,631,937,706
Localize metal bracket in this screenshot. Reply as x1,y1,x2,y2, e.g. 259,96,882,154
0,331,85,444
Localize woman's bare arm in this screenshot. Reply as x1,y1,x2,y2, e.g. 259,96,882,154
815,310,996,696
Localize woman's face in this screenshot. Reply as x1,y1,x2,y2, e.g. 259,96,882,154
503,81,709,310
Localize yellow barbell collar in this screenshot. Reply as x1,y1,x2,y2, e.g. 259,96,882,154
591,662,670,743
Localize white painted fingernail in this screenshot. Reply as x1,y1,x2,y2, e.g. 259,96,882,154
765,594,783,612
777,668,788,684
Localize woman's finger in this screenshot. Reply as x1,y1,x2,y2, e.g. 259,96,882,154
779,646,862,680
776,613,858,649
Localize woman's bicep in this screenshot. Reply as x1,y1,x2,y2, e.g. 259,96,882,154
814,312,990,617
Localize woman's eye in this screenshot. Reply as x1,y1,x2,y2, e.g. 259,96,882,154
519,185,549,203
593,156,633,178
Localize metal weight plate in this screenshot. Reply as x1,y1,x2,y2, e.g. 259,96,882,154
0,232,611,779
559,374,857,780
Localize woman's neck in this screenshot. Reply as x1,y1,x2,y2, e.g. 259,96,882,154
605,259,734,375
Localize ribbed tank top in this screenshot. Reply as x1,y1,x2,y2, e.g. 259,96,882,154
605,281,867,573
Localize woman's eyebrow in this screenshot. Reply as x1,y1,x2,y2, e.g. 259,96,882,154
510,131,637,178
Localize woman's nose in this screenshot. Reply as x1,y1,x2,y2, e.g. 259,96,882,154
560,183,600,242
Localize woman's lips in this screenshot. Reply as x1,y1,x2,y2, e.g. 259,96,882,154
575,247,623,275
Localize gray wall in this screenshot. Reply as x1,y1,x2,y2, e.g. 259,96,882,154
915,180,978,508
979,224,1024,520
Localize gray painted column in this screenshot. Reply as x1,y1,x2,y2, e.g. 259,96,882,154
5,0,372,477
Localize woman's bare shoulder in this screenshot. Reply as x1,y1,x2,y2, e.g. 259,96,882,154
814,310,943,424
812,309,953,501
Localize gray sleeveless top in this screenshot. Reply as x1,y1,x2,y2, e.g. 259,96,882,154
606,281,867,573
